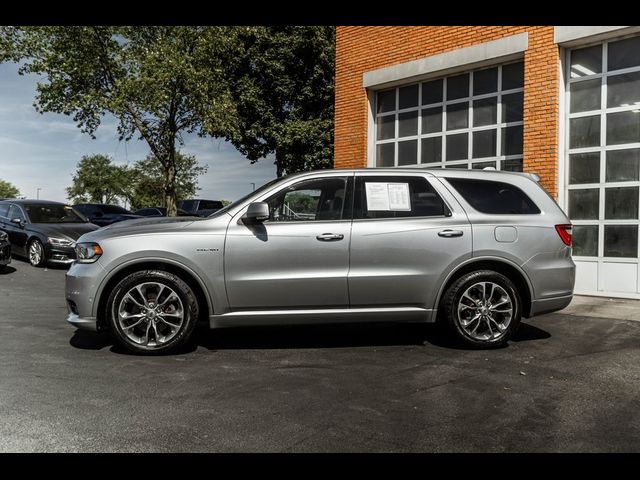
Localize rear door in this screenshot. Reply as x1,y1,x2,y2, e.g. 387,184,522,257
348,172,472,309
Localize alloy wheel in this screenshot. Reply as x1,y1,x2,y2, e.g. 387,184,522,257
29,241,43,266
456,281,513,342
117,282,185,348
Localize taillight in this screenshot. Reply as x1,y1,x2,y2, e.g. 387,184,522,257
555,224,572,247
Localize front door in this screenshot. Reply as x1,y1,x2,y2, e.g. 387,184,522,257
4,204,29,255
348,173,472,309
224,175,353,310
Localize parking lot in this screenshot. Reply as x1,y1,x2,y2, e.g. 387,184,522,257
0,258,639,452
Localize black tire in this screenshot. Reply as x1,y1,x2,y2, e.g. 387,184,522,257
106,270,199,355
439,270,522,348
28,239,47,267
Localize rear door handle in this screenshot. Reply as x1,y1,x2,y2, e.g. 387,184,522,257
316,233,344,241
438,229,464,238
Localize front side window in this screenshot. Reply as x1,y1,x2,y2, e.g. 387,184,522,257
266,177,349,222
0,203,9,218
374,61,524,171
8,205,26,222
354,176,448,219
445,178,540,214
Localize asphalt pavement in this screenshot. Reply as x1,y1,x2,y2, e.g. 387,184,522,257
1,257,639,452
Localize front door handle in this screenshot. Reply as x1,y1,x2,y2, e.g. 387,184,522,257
438,229,464,238
316,233,344,241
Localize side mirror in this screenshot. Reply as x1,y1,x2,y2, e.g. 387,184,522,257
245,202,269,222
11,218,24,228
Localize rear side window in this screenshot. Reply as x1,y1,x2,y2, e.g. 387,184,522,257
445,178,540,214
354,176,449,219
199,201,224,210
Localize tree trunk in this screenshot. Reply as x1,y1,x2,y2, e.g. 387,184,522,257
164,161,178,217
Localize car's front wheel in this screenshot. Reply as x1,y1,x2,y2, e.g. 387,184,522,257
28,239,46,267
439,270,522,348
106,270,199,354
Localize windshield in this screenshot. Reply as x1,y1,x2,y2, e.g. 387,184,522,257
25,204,88,224
98,205,131,214
207,177,282,218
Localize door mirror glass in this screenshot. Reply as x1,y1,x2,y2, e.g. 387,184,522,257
245,202,269,222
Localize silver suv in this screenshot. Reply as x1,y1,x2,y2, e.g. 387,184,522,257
65,168,575,354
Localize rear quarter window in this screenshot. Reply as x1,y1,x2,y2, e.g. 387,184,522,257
445,178,541,214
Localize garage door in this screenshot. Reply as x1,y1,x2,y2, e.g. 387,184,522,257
565,35,640,297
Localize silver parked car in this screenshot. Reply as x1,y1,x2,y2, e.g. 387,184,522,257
65,168,575,354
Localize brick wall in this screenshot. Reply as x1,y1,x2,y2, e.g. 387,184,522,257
334,26,560,197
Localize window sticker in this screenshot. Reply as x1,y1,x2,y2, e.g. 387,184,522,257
365,182,411,211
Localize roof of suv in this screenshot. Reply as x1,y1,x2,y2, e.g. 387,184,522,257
0,199,67,205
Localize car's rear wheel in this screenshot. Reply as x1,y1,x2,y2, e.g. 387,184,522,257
28,239,46,267
106,270,199,354
439,270,522,348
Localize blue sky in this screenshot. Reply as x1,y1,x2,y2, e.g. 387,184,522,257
0,62,277,204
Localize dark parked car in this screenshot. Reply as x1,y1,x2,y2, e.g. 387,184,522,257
133,207,191,217
74,204,142,227
177,199,224,217
0,229,10,268
0,200,99,267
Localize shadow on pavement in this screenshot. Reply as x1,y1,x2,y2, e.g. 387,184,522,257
0,266,16,275
69,320,552,355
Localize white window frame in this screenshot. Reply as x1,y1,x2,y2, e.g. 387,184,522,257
370,61,525,171
561,32,640,298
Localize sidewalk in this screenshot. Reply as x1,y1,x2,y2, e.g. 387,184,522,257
560,295,640,321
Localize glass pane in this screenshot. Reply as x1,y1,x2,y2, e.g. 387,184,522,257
446,133,468,161
502,159,523,172
473,97,497,126
398,111,418,138
502,62,524,90
604,225,638,258
607,71,640,108
421,107,442,134
473,67,498,95
399,84,419,109
607,148,640,182
376,143,394,167
608,36,640,72
472,129,497,158
472,161,496,169
422,79,443,105
445,163,469,169
607,111,640,145
573,225,599,256
501,125,523,155
398,140,418,166
569,152,600,184
377,115,395,140
605,187,639,219
570,45,602,78
377,89,396,113
502,92,523,123
570,78,601,113
421,137,442,164
570,115,600,148
446,102,469,130
568,188,599,220
447,73,469,100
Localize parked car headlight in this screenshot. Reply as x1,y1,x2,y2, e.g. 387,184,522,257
48,237,74,247
0,231,7,242
75,242,103,263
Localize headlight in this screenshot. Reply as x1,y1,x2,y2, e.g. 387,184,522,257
48,237,74,247
75,242,103,263
0,231,7,242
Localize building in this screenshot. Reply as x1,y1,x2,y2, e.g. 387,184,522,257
334,26,640,299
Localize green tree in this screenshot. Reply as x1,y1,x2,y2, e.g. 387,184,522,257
66,154,128,204
0,26,239,215
0,179,20,198
225,26,335,177
127,152,208,210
